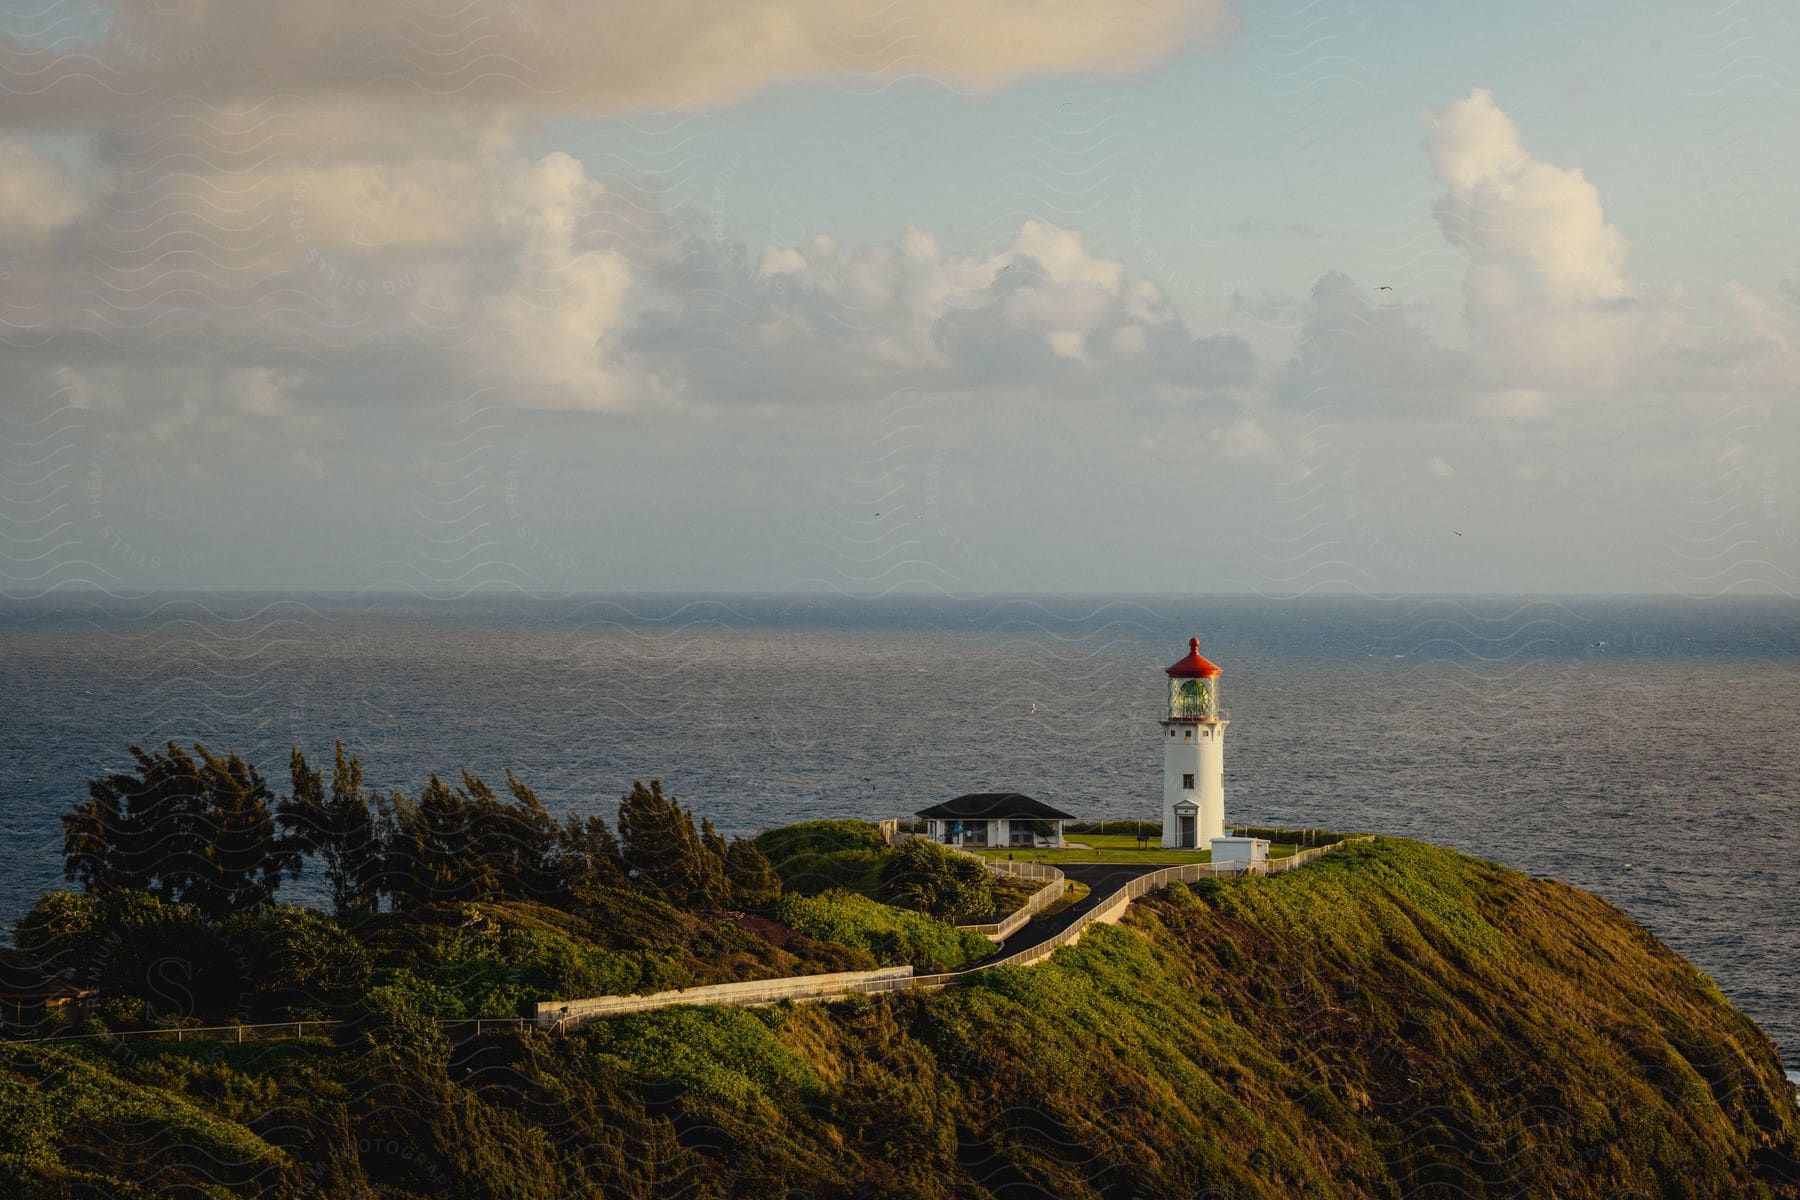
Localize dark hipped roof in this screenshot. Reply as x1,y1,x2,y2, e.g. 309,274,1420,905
0,951,90,999
915,792,1075,821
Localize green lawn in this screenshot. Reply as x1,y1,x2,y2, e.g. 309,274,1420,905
972,835,1304,866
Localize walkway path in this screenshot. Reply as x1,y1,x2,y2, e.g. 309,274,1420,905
988,864,1156,959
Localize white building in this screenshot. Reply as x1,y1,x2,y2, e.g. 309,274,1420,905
917,792,1074,849
1161,636,1228,849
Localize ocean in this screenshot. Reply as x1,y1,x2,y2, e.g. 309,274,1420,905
2,592,1795,1063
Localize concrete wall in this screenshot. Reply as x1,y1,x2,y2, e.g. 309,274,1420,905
535,965,915,1030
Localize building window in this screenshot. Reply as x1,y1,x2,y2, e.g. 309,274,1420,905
1182,773,1195,789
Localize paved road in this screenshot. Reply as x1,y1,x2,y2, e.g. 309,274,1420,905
989,863,1160,959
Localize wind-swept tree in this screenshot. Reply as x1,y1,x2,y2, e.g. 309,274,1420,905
376,768,568,908
61,743,301,919
616,780,730,909
280,743,385,913
724,838,781,910
617,779,692,901
382,775,472,908
557,809,626,896
491,770,562,902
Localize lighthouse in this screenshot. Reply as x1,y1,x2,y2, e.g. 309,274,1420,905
1161,636,1227,849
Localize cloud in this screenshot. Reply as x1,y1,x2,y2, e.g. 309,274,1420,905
1628,281,1800,396
233,367,303,417
290,448,329,481
1279,90,1797,425
1425,87,1635,391
645,219,1255,406
0,136,87,247
1425,456,1454,477
1211,417,1279,462
1276,272,1467,413
0,115,1252,417
465,153,649,409
1,1,1235,124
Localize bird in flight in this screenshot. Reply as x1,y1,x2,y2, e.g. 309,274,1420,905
1375,285,1392,291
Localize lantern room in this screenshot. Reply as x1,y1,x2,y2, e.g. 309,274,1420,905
1165,636,1222,720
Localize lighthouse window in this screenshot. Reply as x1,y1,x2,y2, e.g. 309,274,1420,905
1182,773,1195,790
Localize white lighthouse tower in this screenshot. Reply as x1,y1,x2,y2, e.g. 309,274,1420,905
1161,636,1227,849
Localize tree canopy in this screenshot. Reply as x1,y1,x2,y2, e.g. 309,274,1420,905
59,744,771,920
61,743,302,919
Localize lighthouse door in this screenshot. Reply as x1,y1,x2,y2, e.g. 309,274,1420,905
1173,800,1200,850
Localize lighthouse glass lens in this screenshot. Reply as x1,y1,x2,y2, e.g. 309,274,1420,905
1170,677,1216,718
1171,678,1201,717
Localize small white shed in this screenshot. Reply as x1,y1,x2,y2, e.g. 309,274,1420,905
1210,835,1269,867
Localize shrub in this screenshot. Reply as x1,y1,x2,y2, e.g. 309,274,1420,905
773,891,993,973
11,891,104,964
755,820,888,865
767,848,888,896
876,839,995,923
222,904,372,1004
67,891,244,1019
95,995,148,1029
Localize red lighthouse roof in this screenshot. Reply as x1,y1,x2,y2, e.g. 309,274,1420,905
1165,636,1222,678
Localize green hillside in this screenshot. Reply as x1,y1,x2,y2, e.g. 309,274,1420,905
2,836,1795,1198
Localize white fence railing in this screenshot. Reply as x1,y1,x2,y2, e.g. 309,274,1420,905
956,856,1068,941
534,966,915,1031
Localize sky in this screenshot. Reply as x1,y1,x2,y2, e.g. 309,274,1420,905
1,0,1797,595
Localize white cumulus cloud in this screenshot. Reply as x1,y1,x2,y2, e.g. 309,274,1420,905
1426,87,1636,391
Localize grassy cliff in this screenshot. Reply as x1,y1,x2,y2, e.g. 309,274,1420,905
3,836,1795,1198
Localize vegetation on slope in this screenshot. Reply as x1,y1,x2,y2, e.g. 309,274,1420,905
757,819,1011,927
755,819,893,896
773,891,993,973
2,836,1795,1198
